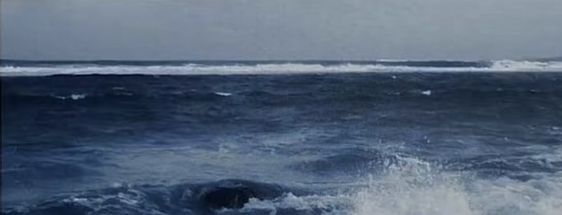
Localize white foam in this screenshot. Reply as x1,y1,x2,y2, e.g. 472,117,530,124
352,157,473,215
239,193,352,214
353,157,562,215
52,94,87,100
214,92,232,97
421,90,432,96
490,60,562,71
2,60,561,76
237,156,562,215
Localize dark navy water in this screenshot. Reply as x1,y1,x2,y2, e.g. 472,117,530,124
2,67,562,214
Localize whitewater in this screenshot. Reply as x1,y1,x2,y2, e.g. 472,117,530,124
1,60,562,76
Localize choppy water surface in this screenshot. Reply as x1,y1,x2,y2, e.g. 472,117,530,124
2,71,562,214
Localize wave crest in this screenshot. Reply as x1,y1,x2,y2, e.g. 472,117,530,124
1,60,561,76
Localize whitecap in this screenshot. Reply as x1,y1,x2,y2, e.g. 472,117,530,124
52,94,87,100
237,156,562,215
350,157,562,215
2,60,561,76
214,92,232,97
421,90,432,96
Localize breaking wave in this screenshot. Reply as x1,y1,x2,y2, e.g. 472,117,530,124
51,94,88,100
1,60,561,76
351,157,562,215
4,157,561,215
242,157,562,215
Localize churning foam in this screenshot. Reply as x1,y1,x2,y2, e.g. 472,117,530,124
1,60,562,76
355,157,562,215
238,156,562,215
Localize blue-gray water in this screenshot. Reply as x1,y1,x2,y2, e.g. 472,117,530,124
1,61,562,214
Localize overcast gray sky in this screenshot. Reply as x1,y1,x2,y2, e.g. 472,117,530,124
1,0,561,60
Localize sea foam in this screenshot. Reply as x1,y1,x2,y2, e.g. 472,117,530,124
237,156,562,215
1,60,562,76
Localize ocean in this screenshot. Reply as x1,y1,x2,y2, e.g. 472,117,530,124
1,60,562,215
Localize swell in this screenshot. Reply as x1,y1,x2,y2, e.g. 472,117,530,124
2,179,305,215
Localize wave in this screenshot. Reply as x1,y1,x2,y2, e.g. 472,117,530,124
2,179,296,215
51,94,87,100
247,156,562,215
490,60,562,71
1,60,562,76
351,157,562,215
4,156,561,215
214,92,232,97
2,93,135,105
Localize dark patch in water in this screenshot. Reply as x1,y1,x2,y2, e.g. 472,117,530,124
3,179,293,215
196,179,284,210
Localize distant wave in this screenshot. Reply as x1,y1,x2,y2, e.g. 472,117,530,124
1,60,561,76
490,60,562,71
214,91,232,97
51,94,88,100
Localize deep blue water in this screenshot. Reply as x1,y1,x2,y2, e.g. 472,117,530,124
2,69,562,214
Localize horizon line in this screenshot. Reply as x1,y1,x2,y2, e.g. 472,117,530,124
1,57,561,63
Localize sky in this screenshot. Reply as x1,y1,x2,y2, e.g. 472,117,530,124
1,0,561,61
